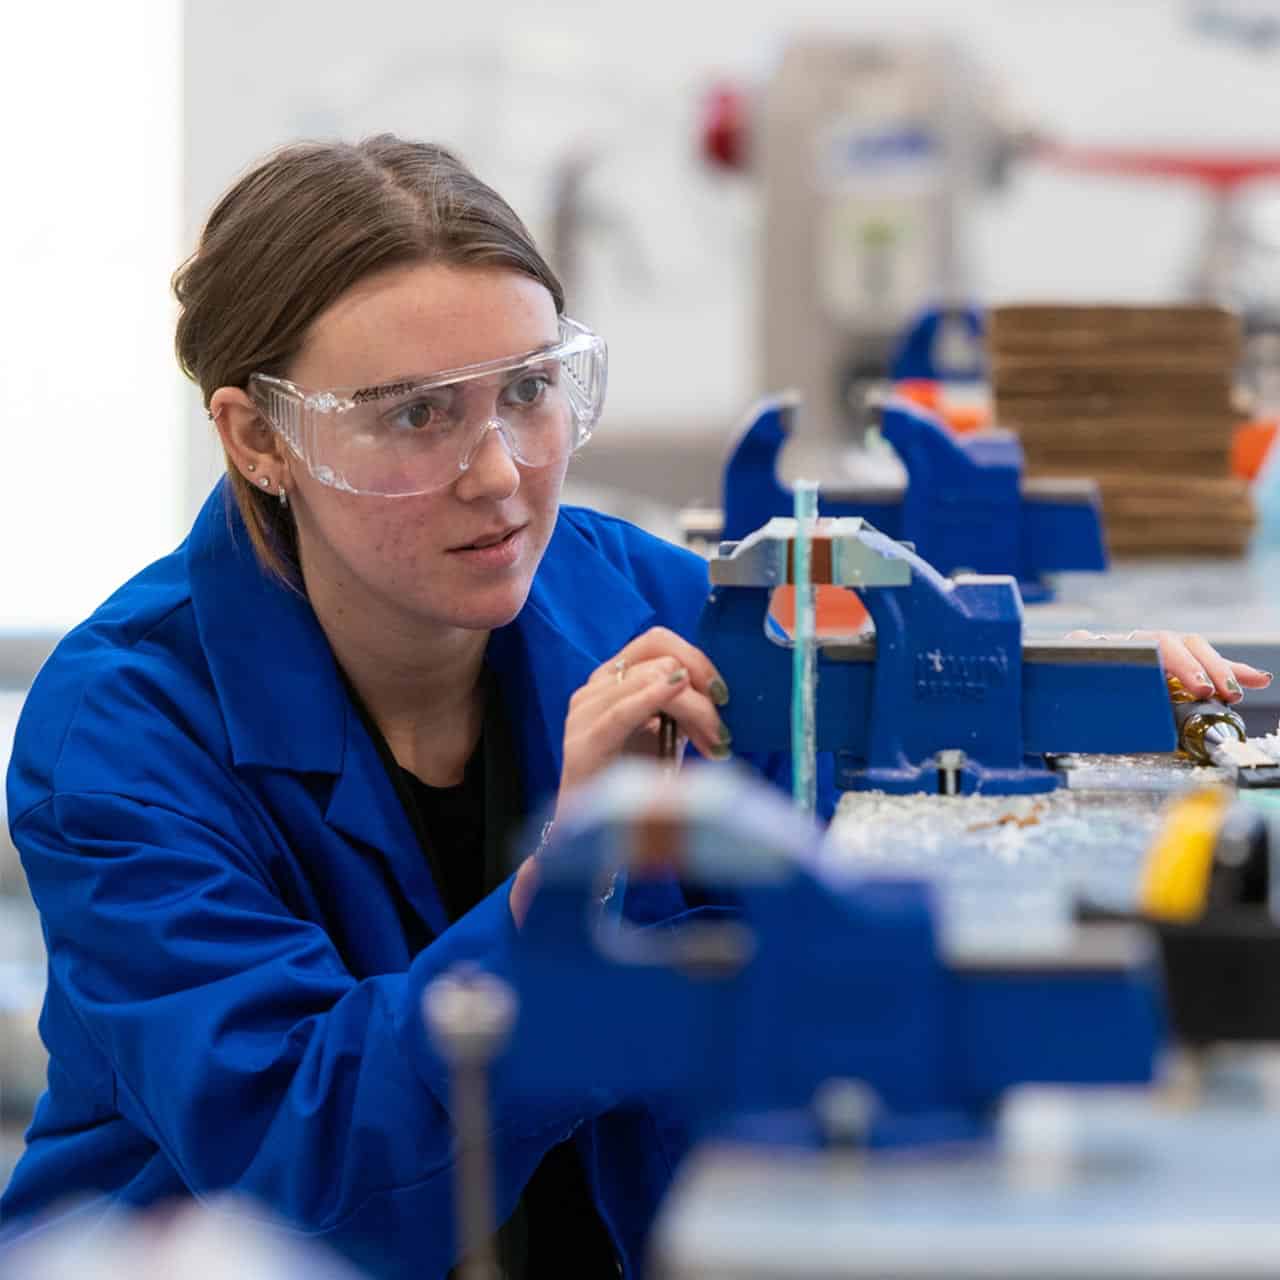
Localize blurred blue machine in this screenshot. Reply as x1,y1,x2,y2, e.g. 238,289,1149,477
697,517,1174,795
720,395,1107,603
888,304,988,383
508,766,1163,1146
486,764,1280,1280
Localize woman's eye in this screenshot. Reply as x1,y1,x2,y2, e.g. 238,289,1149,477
506,375,550,407
387,399,445,432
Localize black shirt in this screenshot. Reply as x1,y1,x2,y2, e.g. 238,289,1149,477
346,671,619,1279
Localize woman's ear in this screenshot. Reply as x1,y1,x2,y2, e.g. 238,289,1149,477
209,386,288,489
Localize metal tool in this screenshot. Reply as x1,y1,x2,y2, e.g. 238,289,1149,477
422,968,517,1280
717,394,1106,602
1167,690,1280,785
1174,695,1248,764
658,712,679,771
696,516,1174,795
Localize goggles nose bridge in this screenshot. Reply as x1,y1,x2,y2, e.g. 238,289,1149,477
457,416,523,474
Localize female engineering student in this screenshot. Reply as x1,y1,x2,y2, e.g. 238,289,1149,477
1,136,1268,1279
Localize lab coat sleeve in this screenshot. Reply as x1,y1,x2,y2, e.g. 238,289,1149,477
13,789,594,1249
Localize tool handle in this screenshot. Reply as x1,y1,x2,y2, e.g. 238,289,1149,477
1173,698,1246,764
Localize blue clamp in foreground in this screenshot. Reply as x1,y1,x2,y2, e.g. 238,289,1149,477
697,517,1176,795
721,394,1107,603
507,764,1163,1144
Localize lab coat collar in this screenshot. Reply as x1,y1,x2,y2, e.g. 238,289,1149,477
186,486,659,812
186,483,348,774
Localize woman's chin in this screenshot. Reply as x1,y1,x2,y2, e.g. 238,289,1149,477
429,586,532,634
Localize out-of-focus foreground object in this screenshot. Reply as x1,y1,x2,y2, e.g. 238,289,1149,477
3,1197,365,1279
497,760,1280,1278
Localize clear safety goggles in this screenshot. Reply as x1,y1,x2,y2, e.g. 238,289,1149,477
247,317,607,497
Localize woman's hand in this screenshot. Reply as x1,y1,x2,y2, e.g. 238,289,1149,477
1067,629,1272,703
561,627,731,801
510,628,731,928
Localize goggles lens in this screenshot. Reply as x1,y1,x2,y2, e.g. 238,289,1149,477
248,317,607,497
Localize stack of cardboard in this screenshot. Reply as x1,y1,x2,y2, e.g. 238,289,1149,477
989,304,1253,555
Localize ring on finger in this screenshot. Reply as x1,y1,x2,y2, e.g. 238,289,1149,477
613,657,627,683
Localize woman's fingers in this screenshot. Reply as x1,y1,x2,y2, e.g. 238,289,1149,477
567,657,694,763
1068,629,1274,705
653,684,731,761
1232,663,1275,690
590,627,730,707
509,855,540,929
1177,633,1251,702
1148,632,1219,700
576,653,730,761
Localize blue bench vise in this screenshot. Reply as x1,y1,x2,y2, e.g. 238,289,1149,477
506,764,1162,1144
721,394,1107,603
697,517,1176,795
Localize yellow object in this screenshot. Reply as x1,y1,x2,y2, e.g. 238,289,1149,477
1139,789,1230,922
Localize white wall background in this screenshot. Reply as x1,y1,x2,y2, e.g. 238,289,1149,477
7,0,1280,634
180,0,1280,497
0,3,183,633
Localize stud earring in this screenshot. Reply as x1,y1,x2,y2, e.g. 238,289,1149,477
278,487,289,509
247,463,256,473
258,476,271,489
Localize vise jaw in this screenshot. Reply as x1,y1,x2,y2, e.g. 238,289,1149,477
698,517,1176,796
720,393,1106,603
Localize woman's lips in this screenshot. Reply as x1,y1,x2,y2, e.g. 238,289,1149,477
448,525,525,567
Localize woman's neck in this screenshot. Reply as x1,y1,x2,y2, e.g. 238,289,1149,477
303,567,489,787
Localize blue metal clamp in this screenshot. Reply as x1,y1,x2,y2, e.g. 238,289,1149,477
507,764,1163,1142
697,517,1175,795
721,395,1107,603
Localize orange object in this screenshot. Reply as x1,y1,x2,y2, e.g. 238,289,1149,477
895,379,942,412
943,404,991,434
892,379,990,434
1232,419,1278,482
770,585,871,639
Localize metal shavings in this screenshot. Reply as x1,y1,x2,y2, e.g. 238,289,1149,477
966,800,1048,833
822,741,1280,948
1211,738,1278,769
824,786,1175,950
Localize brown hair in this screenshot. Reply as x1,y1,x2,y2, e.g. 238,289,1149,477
172,134,564,581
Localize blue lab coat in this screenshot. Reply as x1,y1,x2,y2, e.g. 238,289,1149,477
1,483,822,1278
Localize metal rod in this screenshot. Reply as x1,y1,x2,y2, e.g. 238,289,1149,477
423,969,517,1280
451,1059,501,1280
791,482,819,814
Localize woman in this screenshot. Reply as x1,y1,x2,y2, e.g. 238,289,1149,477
1,135,1267,1279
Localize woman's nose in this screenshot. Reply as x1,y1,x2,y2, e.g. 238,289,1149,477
454,421,520,501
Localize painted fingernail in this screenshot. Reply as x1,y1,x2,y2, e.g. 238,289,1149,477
1264,672,1275,683
709,677,730,706
1226,675,1243,698
717,722,733,746
1194,670,1214,691
667,667,689,685
711,742,733,760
